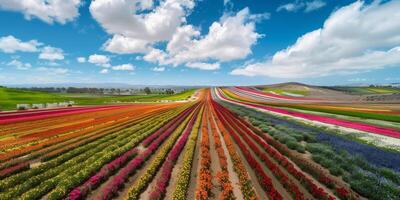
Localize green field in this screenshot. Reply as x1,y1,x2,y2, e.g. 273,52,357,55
0,87,197,111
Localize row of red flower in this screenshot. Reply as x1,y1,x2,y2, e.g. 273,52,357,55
217,103,307,199
209,109,235,199
212,101,283,200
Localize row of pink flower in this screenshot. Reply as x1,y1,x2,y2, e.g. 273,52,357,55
218,89,400,139
0,162,29,179
95,106,196,200
67,148,139,200
141,106,194,147
66,105,195,200
148,111,196,199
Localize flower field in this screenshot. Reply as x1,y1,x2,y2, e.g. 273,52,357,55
0,88,398,200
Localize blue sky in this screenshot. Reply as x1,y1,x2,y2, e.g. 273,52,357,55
0,0,399,86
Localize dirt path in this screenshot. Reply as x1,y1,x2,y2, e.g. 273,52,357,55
207,113,222,199
163,122,201,200
186,119,202,200
137,128,190,200
210,113,244,200
261,132,346,199
87,129,176,200
242,126,315,199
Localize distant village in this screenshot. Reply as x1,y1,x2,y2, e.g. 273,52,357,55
14,86,181,95
17,101,75,110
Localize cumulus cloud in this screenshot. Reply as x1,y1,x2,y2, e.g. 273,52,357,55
152,66,166,72
77,57,86,63
0,35,41,53
91,0,265,70
88,54,111,67
144,8,264,67
0,0,82,24
39,46,64,61
186,62,220,70
143,48,169,64
103,35,151,54
277,0,326,13
7,59,32,70
232,1,400,78
112,63,135,71
90,0,194,53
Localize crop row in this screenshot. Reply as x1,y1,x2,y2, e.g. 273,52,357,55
215,101,337,200
229,100,400,200
0,106,175,177
209,110,235,199
0,104,189,199
125,103,202,200
171,103,204,200
66,104,196,200
149,104,204,199
0,105,173,164
210,102,258,199
0,105,169,161
90,104,198,200
195,105,213,200
212,100,283,200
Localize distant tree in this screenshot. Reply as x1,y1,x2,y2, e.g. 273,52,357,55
144,87,151,94
165,89,174,95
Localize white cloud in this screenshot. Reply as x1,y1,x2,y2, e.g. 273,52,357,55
186,62,220,70
0,0,82,24
90,0,265,70
88,54,111,67
90,0,194,53
232,1,400,78
171,8,262,63
100,69,109,74
7,59,31,70
39,46,64,61
277,2,303,12
277,0,326,13
112,63,135,71
143,48,169,64
152,66,165,72
36,67,68,75
77,57,86,63
103,34,151,54
0,35,41,53
145,8,264,66
305,0,326,12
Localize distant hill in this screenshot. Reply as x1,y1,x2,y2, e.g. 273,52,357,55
4,82,205,89
251,82,400,101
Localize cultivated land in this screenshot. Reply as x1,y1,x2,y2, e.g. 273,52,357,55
0,84,399,200
0,87,196,111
